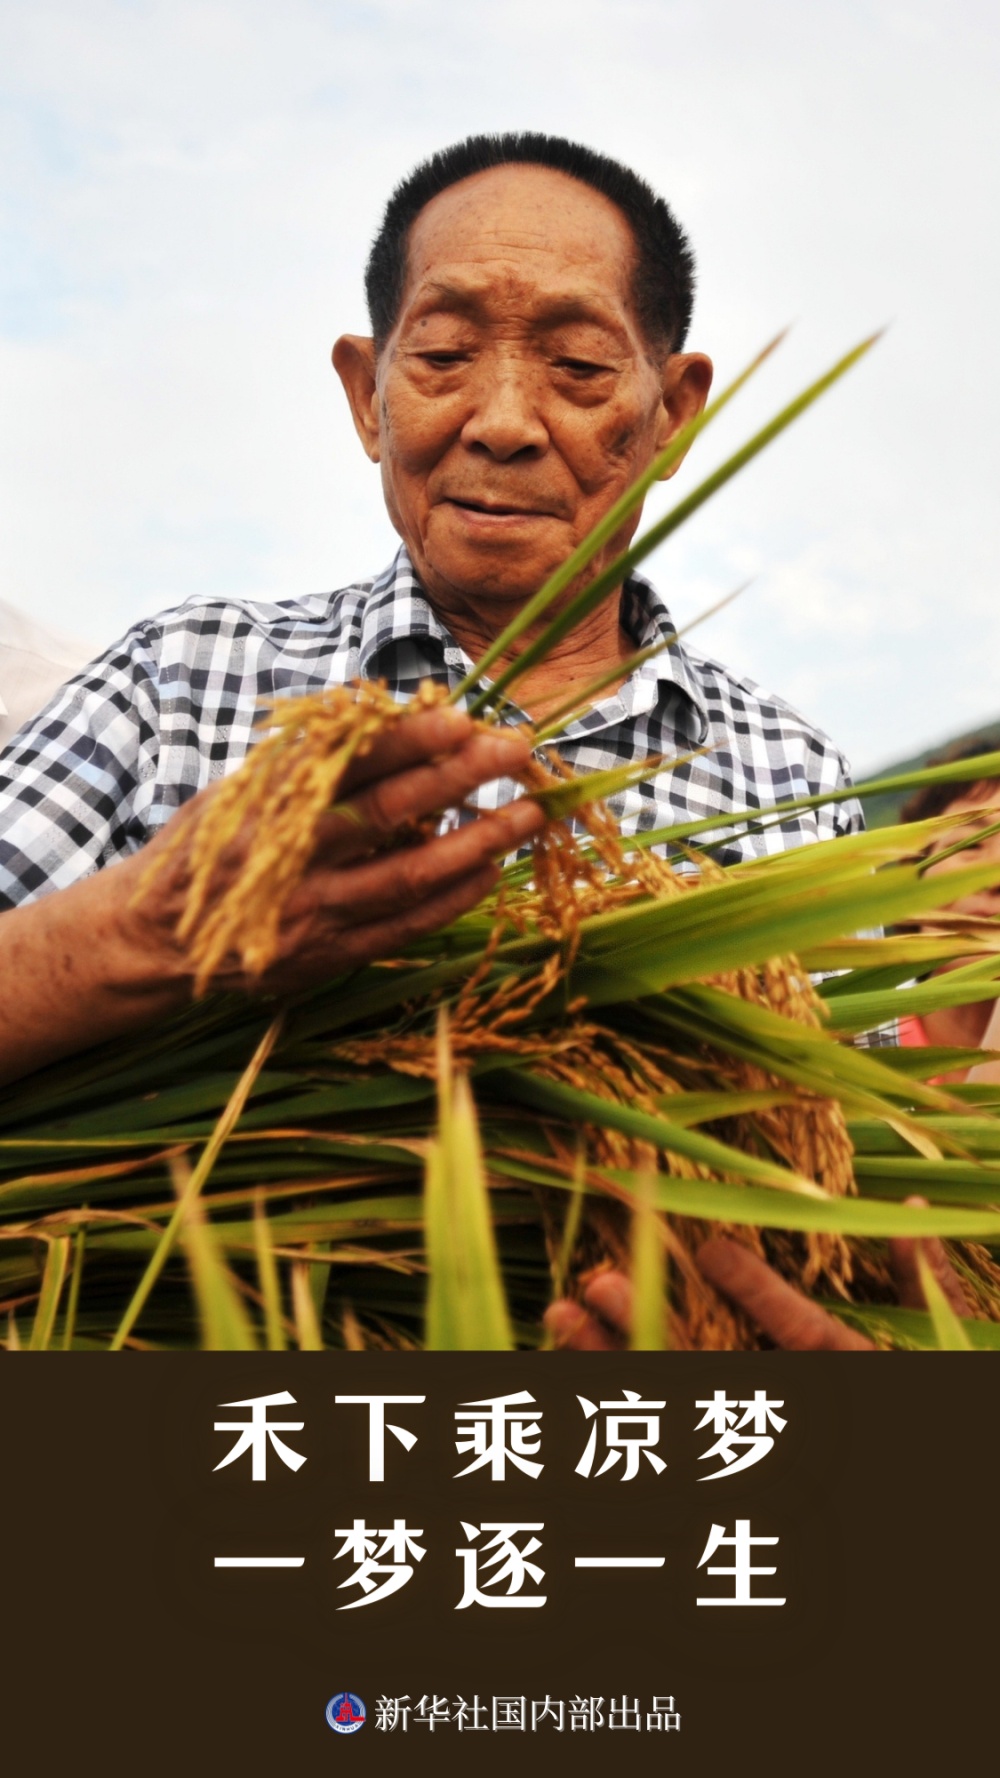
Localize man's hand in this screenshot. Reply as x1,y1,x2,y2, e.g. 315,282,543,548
0,706,543,1083
125,704,543,995
543,1200,974,1351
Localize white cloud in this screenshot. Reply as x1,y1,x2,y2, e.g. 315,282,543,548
0,0,998,770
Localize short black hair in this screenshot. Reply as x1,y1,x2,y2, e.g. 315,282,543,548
901,736,1000,824
364,132,696,357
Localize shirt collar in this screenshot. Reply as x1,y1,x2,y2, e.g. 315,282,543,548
613,569,710,746
358,543,709,746
357,547,454,676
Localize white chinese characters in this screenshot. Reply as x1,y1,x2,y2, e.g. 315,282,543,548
209,1385,790,1611
372,1693,681,1733
332,1517,426,1609
213,1391,306,1481
334,1394,425,1481
454,1391,543,1480
695,1390,787,1481
456,1522,547,1609
575,1390,667,1479
696,1520,785,1606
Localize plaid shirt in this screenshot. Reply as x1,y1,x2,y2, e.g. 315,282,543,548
0,544,862,906
0,548,894,1046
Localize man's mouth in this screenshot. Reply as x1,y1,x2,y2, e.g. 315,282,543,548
443,497,551,519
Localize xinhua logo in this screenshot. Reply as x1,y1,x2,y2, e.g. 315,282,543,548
325,1692,367,1735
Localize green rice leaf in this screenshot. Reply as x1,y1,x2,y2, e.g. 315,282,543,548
531,582,748,743
824,979,1000,1035
916,1250,975,1350
110,1016,281,1349
470,333,878,713
450,334,785,707
610,1171,1000,1239
634,989,954,1119
531,751,699,819
630,749,1000,853
851,1158,1000,1201
496,1069,825,1195
630,1167,667,1351
425,1023,513,1350
253,1189,287,1351
27,1236,70,1351
291,1263,325,1350
652,1087,803,1125
180,1181,258,1351
822,1301,1000,1350
568,856,1000,1006
61,1224,86,1350
551,1140,586,1301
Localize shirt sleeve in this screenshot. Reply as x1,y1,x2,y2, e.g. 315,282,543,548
816,742,864,841
805,742,900,1048
830,779,900,1048
0,622,165,908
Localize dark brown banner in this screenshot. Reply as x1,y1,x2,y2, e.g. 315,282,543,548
1,1353,994,1773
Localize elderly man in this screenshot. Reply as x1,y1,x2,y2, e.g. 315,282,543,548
0,133,945,1345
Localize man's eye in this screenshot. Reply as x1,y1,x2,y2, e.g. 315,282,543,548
555,357,612,380
418,352,467,368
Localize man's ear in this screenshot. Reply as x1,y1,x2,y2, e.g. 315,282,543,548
655,352,714,479
332,335,381,462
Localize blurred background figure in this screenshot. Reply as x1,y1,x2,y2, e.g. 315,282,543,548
899,736,1000,1078
0,598,93,752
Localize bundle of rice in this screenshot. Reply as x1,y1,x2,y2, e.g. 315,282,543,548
4,336,1000,1352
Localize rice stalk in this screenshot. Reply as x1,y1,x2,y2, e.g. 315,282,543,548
629,1166,667,1351
291,1263,324,1350
4,331,1000,1347
109,1015,281,1347
179,1162,258,1351
917,1250,975,1351
61,1224,86,1350
28,1236,70,1351
253,1188,287,1351
425,1014,513,1351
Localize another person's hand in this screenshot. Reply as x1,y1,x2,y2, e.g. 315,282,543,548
543,1200,973,1351
965,997,1000,1085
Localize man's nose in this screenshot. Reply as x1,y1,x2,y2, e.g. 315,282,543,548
459,361,549,460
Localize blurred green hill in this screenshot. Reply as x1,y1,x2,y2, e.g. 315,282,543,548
862,719,1000,828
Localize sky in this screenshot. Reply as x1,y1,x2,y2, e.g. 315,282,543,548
1,0,998,774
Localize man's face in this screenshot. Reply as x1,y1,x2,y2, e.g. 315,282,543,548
335,164,711,615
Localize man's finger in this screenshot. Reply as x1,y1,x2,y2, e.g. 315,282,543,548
338,714,530,807
337,705,477,793
696,1236,874,1350
890,1196,973,1317
259,861,502,995
326,863,503,970
315,730,539,862
297,796,543,927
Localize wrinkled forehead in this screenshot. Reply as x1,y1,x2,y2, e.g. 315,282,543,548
399,163,640,321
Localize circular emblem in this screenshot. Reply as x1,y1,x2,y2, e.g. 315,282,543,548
325,1692,366,1735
